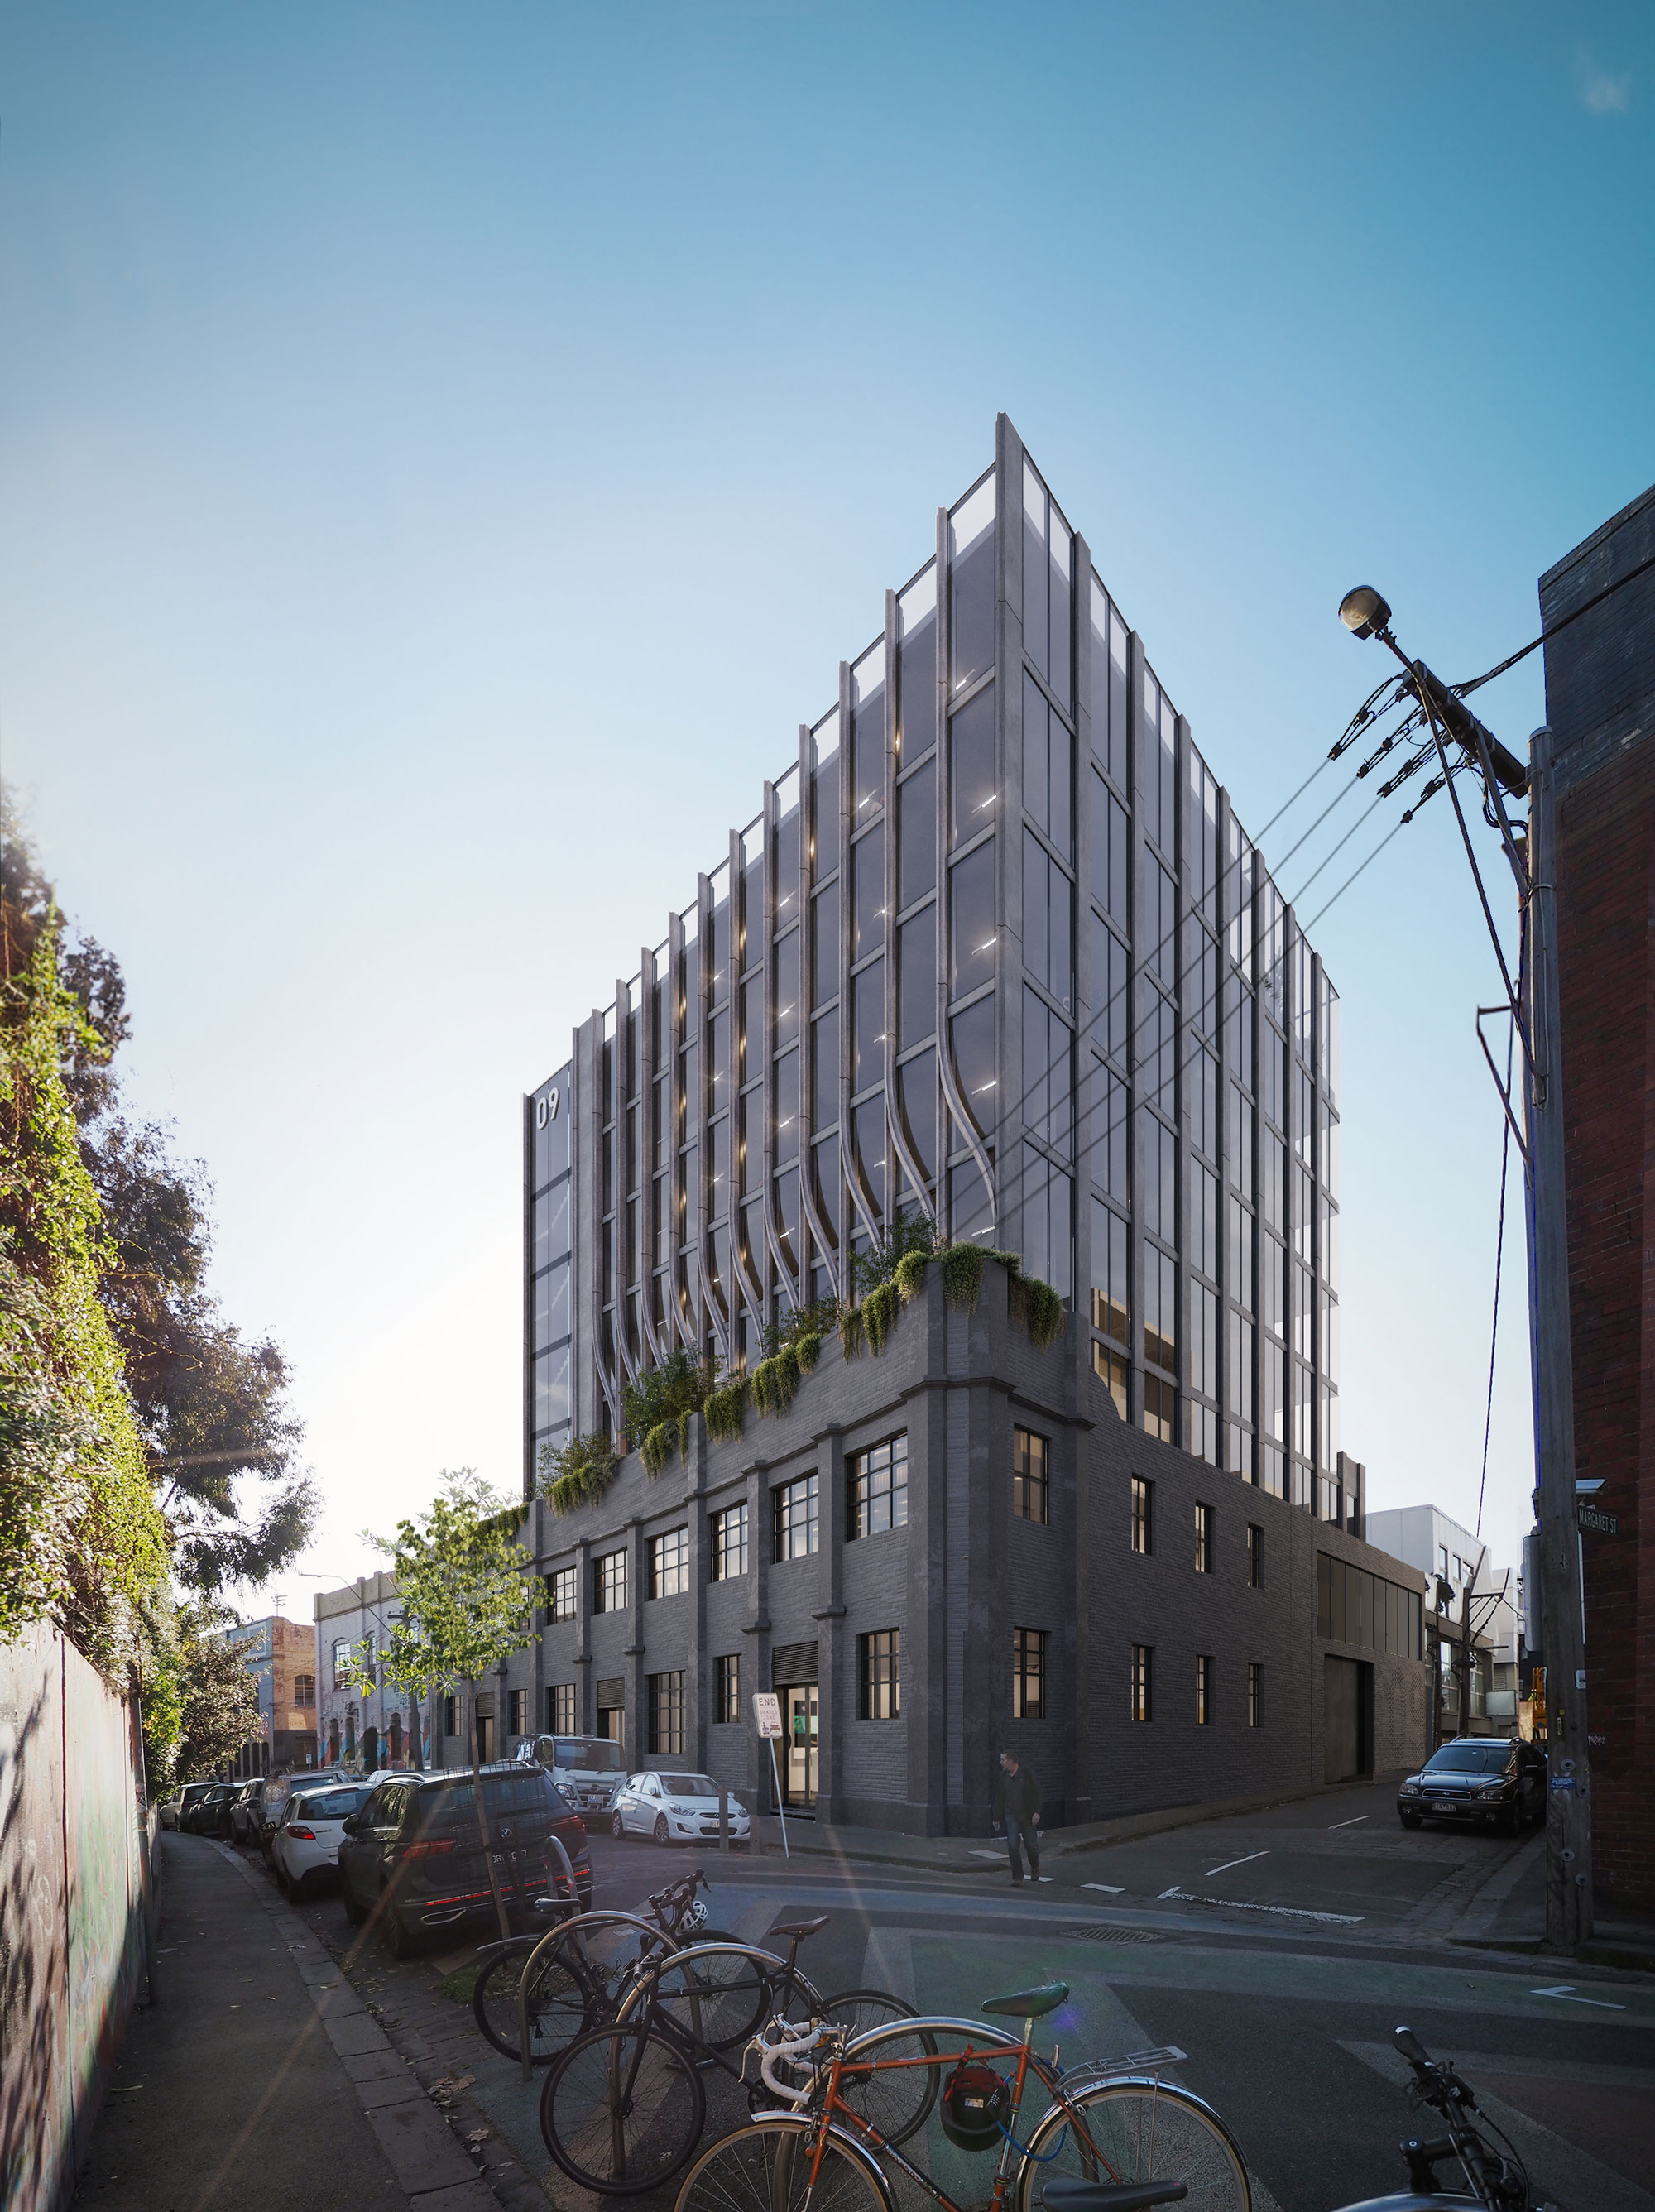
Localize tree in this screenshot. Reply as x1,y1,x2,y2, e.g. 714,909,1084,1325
172,1602,264,1781
348,1470,538,1939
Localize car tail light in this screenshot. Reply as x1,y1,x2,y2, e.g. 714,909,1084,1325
286,1826,316,1840
401,1838,455,1862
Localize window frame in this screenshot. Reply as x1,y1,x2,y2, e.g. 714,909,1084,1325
1131,1475,1154,1556
1248,1661,1263,1728
1197,1653,1212,1725
1012,1626,1048,1720
593,1548,628,1614
648,1525,689,1600
1131,1643,1154,1723
709,1501,749,1582
847,1433,909,1540
1012,1427,1051,1525
714,1653,742,1725
549,1682,578,1735
548,1564,578,1621
858,1629,902,1720
1195,1501,1212,1574
646,1670,686,1757
773,1472,821,1562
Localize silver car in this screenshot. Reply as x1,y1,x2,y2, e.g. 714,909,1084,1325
608,1770,751,1846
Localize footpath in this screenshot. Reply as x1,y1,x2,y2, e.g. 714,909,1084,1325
73,1831,497,2212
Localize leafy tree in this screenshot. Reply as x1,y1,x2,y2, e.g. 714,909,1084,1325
171,1602,264,1781
348,1470,538,1939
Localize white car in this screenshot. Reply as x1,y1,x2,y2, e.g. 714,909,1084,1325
609,1771,751,1846
271,1783,374,1898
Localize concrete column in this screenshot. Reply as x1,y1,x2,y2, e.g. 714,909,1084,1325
741,1461,771,1809
814,1425,847,1820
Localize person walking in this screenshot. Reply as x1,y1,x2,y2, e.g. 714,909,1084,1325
991,1749,1042,1885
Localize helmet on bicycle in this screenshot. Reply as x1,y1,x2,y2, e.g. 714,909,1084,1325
940,2059,1010,2152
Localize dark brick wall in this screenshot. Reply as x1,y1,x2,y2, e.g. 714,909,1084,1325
511,1263,1429,1835
1542,485,1655,1907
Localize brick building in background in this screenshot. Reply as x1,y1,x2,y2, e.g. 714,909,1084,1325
1540,482,1655,1907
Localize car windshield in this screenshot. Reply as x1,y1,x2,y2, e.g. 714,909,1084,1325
1424,1744,1513,1775
554,1741,628,1774
294,1787,371,1820
658,1776,720,1797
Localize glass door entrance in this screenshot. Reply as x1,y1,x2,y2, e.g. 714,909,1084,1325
784,1684,818,1807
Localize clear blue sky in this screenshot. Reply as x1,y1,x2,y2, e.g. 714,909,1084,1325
4,3,1649,1604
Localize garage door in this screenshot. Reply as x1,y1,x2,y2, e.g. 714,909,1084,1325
1324,1654,1361,1783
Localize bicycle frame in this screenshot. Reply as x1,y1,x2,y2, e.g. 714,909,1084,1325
799,2015,1182,2212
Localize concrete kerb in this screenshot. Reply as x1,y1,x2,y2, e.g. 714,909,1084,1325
749,1771,1416,1874
209,1842,500,2210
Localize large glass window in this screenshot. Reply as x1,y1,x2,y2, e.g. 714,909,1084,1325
1090,769,1129,929
852,645,886,828
852,961,885,1092
1144,1115,1176,1243
854,1096,887,1220
1191,1164,1217,1281
848,1433,908,1538
1089,574,1130,794
549,1683,577,1735
647,1672,684,1756
1187,750,1217,926
949,686,996,843
1192,1285,1218,1403
776,1047,799,1164
1022,987,1072,1153
1144,668,1177,859
860,1629,902,1720
1093,915,1127,1063
853,832,885,958
812,1011,839,1127
899,1049,938,1183
1022,669,1072,856
1090,1197,1128,1346
593,1550,627,1614
774,931,800,1051
1013,1427,1049,1523
1082,1058,1127,1198
1023,832,1073,1012
773,1473,819,1562
950,842,996,997
951,996,996,1137
899,761,936,908
1228,1308,1254,1423
1019,1147,1072,1300
648,1527,688,1600
811,714,840,885
899,910,936,1050
899,566,938,762
1143,985,1176,1115
1144,1246,1177,1375
547,1565,576,1622
710,1502,748,1581
1022,459,1072,711
950,476,996,695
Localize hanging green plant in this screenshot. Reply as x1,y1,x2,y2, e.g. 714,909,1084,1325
894,1250,929,1304
751,1341,803,1418
938,1241,986,1314
862,1279,902,1355
541,1432,621,1516
840,1303,866,1360
1021,1278,1066,1351
794,1332,821,1375
676,1408,693,1461
640,1423,677,1478
703,1376,748,1443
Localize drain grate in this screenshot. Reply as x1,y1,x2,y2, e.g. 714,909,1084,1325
1060,1926,1166,1945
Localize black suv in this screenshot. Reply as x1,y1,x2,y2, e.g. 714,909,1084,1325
1397,1738,1547,1835
337,1764,592,1955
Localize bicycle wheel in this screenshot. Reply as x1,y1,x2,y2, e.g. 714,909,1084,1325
808,1994,938,2147
1015,2075,1250,2212
540,2022,707,2195
471,1944,591,2065
674,2114,895,2212
646,1943,822,2053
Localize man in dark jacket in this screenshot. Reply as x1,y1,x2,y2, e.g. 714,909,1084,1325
991,1751,1042,1884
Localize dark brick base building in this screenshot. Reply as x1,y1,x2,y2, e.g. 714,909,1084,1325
1541,483,1655,1908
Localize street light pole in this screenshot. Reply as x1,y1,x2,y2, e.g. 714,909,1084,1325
1336,590,1593,1949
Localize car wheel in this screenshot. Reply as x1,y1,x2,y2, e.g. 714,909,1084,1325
653,1815,670,1847
1399,1813,1422,1830
383,1895,416,1960
611,1811,626,1840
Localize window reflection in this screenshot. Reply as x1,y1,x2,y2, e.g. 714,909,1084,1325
852,645,886,823
949,475,995,694
950,841,996,997
950,996,996,1138
899,761,936,906
899,565,938,761
899,909,936,1051
949,686,996,843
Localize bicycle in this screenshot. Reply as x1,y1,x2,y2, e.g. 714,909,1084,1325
471,1867,736,2065
539,1916,924,2196
1326,2026,1558,2210
674,1977,1250,2212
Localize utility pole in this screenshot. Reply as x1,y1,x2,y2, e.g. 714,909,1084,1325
1524,725,1593,1947
1457,1545,1487,1744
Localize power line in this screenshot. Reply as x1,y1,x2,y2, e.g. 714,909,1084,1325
1456,546,1655,698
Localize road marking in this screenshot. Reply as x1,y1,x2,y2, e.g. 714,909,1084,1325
1159,1884,1364,1925
1329,1815,1370,1829
1202,1850,1268,1878
969,1849,1005,1861
1084,1883,1126,1893
1531,1983,1627,2011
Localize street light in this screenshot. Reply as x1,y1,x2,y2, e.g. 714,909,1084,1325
1336,588,1592,1950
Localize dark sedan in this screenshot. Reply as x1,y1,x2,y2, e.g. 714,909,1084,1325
180,1783,240,1836
1398,1739,1546,1834
337,1764,592,1957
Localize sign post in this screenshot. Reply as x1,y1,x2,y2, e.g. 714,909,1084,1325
753,1692,788,1859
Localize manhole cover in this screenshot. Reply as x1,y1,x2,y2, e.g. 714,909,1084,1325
1061,1926,1166,1945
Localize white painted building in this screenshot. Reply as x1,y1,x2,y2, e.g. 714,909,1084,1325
313,1572,429,1773
1365,1504,1521,1735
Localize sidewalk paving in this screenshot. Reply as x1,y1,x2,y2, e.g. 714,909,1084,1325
74,1831,498,2212
1449,1827,1655,1970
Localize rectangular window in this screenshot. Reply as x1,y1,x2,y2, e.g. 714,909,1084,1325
859,1629,902,1720
1192,1285,1218,1403
1248,1663,1262,1729
1191,1164,1217,1281
849,1433,909,1538
648,1527,688,1600
1091,1340,1128,1420
647,1672,685,1756
444,1694,460,1739
508,1687,528,1737
710,1502,749,1581
1197,1655,1212,1725
773,1473,820,1562
293,1672,315,1706
1144,1246,1177,1373
1247,1523,1262,1588
1195,1502,1212,1573
708,1653,737,1725
1012,1627,1048,1720
1013,1427,1050,1523
1094,915,1128,1063
1131,1475,1153,1555
1144,1116,1176,1242
1144,1372,1174,1444
1090,769,1130,928
1089,1197,1128,1346
593,1549,627,1613
549,1683,578,1735
1131,1643,1154,1723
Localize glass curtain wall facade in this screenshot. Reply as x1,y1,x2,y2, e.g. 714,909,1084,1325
526,415,1341,1528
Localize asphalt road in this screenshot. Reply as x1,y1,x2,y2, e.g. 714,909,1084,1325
251,1792,1655,2212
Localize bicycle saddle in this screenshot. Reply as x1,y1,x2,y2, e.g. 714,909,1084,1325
981,1982,1068,2018
1043,2185,1187,2212
770,1916,831,1941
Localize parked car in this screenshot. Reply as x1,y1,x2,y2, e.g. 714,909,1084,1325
1398,1739,1547,1834
158,1781,216,1831
515,1733,628,1826
271,1783,373,1898
228,1779,263,1845
252,1768,349,1855
337,1763,592,1957
180,1783,240,1836
608,1770,751,1847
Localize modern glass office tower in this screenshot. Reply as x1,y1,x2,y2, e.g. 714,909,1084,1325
527,414,1346,1530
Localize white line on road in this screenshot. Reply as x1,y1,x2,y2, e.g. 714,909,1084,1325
1329,1815,1371,1829
1202,1850,1269,1878
1161,1884,1364,1926
1531,1984,1627,2011
1083,1883,1126,1893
